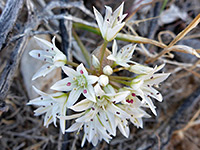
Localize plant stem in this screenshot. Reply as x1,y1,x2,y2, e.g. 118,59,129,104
73,22,167,49
110,78,130,86
65,60,93,73
110,76,134,81
99,41,108,73
72,29,91,67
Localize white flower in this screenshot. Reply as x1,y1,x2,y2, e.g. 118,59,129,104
51,63,98,107
29,36,67,80
107,40,136,67
93,2,127,41
27,86,68,134
59,84,130,146
103,65,113,75
98,75,109,86
130,64,170,115
119,88,151,128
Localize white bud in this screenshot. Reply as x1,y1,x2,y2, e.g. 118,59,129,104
98,75,109,87
92,55,100,69
129,64,153,74
103,65,113,75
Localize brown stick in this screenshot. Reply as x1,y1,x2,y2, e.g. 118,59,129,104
0,0,24,51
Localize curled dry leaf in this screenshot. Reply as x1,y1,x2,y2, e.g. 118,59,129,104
168,45,200,58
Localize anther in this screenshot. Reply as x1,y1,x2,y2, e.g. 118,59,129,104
116,112,120,115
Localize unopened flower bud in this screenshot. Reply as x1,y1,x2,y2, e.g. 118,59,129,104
92,55,100,69
129,64,153,74
103,65,113,75
98,75,109,86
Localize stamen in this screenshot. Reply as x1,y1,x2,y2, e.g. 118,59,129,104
116,112,120,115
130,99,133,103
117,16,120,21
73,77,76,80
107,18,109,21
67,82,71,86
150,76,153,79
157,93,159,95
91,107,95,110
44,58,47,61
83,89,87,94
80,70,84,74
132,93,136,97
91,119,93,121
38,53,40,57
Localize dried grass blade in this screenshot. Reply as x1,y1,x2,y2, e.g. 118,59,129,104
168,14,200,47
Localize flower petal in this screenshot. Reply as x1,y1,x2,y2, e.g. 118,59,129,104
34,36,53,50
32,64,56,80
87,75,99,84
67,87,82,107
51,77,75,91
62,66,79,77
107,103,130,119
93,7,104,37
77,63,88,76
29,50,53,63
59,112,85,120
70,99,93,112
66,122,83,132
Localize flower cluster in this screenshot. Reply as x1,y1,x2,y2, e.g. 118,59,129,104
28,2,170,147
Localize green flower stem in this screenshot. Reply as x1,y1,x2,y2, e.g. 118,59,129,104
65,60,93,73
109,82,120,90
65,60,79,67
73,22,167,49
109,78,130,86
111,62,117,68
99,41,108,73
110,75,134,81
72,29,91,67
73,22,101,35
